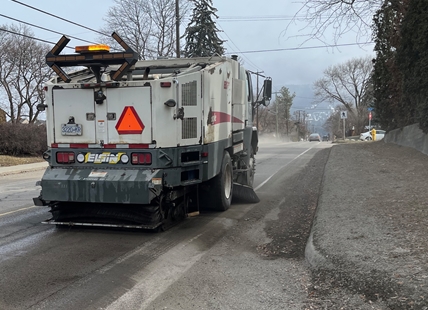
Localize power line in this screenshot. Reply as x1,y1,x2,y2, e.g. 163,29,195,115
3,4,374,58
216,22,263,72
219,17,299,22
11,0,109,37
1,25,375,59
225,42,374,55
219,14,373,19
217,14,374,22
0,27,74,49
0,14,98,45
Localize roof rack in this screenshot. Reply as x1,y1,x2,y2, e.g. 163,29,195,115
45,32,138,83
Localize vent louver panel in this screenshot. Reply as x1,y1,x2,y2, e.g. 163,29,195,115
182,117,197,139
182,81,197,106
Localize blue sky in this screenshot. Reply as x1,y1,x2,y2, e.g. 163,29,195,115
1,0,374,93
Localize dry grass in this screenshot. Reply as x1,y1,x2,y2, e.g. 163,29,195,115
0,155,45,167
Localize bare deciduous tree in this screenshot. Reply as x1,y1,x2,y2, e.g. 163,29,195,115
287,0,382,44
314,56,373,133
0,24,52,124
257,105,274,133
323,105,348,138
257,86,295,137
99,0,190,59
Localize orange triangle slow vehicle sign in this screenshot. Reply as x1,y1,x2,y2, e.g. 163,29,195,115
115,106,145,134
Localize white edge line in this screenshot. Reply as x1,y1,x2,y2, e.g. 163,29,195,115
0,206,37,217
254,148,312,191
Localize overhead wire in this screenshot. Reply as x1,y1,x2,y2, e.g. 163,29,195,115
225,42,374,55
0,14,98,45
11,0,109,37
2,3,370,118
216,22,263,72
217,14,373,22
3,3,373,60
0,27,74,49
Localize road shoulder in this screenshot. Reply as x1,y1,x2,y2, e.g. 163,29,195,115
0,162,48,177
307,141,428,309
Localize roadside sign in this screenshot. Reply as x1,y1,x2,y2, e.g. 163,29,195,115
369,112,372,120
368,107,374,111
340,111,347,119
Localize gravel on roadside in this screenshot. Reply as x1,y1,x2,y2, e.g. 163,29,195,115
0,155,44,167
307,141,428,309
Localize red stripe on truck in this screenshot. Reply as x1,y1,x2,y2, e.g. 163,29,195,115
211,111,243,125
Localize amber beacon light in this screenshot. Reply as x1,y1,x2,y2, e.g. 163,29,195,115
75,44,110,54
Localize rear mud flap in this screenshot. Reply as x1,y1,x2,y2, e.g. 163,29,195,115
232,183,260,203
33,196,47,206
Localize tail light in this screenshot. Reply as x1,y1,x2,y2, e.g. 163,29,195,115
131,152,152,165
160,82,172,87
56,152,75,164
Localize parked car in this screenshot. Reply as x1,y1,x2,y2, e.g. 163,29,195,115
359,129,386,141
322,135,329,141
308,133,321,142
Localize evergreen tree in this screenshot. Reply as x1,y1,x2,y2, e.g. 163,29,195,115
184,0,225,57
397,0,428,132
275,87,295,136
372,0,428,132
372,0,408,130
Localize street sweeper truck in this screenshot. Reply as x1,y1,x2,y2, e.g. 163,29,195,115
33,32,272,230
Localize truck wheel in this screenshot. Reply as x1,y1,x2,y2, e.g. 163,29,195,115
212,151,233,211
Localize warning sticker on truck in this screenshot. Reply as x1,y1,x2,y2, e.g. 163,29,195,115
88,171,108,178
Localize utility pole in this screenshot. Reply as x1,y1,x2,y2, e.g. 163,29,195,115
175,0,180,58
276,95,278,140
294,110,306,140
343,118,346,140
285,106,289,137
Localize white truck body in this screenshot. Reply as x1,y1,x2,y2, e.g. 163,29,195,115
46,57,250,149
34,33,271,229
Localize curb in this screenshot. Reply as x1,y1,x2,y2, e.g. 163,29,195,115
305,232,333,270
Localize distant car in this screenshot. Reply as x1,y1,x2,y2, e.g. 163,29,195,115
308,133,321,142
322,135,329,141
359,129,386,141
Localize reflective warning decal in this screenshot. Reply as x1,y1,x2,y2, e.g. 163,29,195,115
115,106,145,134
84,152,125,164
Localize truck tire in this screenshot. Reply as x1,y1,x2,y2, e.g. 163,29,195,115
212,151,233,211
201,151,233,211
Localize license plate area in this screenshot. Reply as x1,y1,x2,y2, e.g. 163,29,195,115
61,123,82,136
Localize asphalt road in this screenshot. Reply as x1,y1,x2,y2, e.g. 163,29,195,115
0,140,332,310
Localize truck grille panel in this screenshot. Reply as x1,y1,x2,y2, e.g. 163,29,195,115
182,118,197,139
182,81,197,106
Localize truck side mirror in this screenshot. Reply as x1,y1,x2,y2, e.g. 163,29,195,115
263,79,272,101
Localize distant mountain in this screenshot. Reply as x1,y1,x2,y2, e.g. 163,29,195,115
287,84,314,110
286,84,336,135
